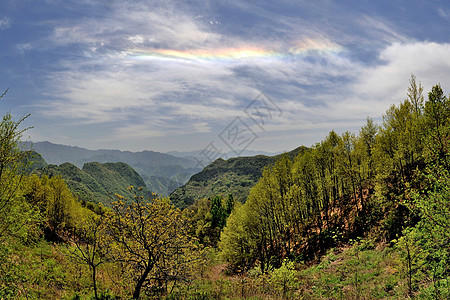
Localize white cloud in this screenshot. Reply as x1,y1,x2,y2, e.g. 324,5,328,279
49,1,221,52
0,18,10,29
438,8,450,21
358,16,410,44
15,43,32,54
354,42,450,110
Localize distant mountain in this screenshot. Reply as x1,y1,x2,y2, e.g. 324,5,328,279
34,161,151,205
167,149,280,160
170,146,307,209
29,141,201,196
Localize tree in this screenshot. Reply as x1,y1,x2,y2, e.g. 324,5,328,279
269,259,297,299
106,188,202,299
0,90,33,240
407,74,424,115
221,155,297,272
65,214,109,300
225,193,235,215
24,174,85,240
423,84,450,165
219,202,258,272
210,195,226,229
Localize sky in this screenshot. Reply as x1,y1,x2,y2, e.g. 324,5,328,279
1,0,450,154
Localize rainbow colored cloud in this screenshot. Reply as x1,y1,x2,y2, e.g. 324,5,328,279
123,39,343,63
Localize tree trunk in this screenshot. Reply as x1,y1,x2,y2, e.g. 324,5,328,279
133,265,152,299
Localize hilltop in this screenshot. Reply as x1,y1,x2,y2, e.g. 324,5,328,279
170,146,307,208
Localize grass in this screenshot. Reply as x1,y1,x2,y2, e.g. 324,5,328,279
2,237,445,299
174,239,409,300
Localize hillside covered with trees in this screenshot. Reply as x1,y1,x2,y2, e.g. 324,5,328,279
30,141,201,196
0,76,449,299
170,146,306,209
34,160,151,206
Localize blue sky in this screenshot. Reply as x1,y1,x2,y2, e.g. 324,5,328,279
1,0,450,153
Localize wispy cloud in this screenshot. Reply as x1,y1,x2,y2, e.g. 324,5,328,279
437,8,450,21
0,18,10,29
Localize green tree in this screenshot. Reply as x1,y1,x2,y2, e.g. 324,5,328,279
0,91,33,241
399,83,450,298
210,195,226,229
219,202,258,272
106,188,202,299
65,214,109,300
221,155,297,271
407,74,424,115
225,193,235,215
0,91,33,240
24,174,85,240
423,84,450,165
269,259,297,299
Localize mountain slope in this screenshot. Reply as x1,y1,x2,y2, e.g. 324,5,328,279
170,146,307,209
30,141,201,195
35,161,150,205
22,150,48,172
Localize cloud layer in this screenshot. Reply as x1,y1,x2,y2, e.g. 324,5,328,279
2,0,450,152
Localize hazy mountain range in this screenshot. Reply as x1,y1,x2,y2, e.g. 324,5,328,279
28,141,279,196
28,141,200,196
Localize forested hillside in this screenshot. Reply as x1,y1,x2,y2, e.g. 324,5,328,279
0,77,449,299
34,161,151,205
170,146,306,208
31,141,201,196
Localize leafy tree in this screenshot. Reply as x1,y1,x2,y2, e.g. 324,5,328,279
0,90,34,240
210,195,226,229
423,84,450,165
407,74,424,115
225,193,235,215
185,195,232,247
221,155,298,271
219,202,258,272
64,214,109,300
269,259,297,298
396,83,450,298
24,174,85,240
424,84,450,130
106,188,202,299
291,149,320,233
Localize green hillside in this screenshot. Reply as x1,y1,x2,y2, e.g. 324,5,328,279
170,146,307,208
35,161,150,205
22,150,48,172
30,141,201,195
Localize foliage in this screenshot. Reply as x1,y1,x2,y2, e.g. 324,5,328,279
24,174,87,240
268,259,298,298
219,77,450,293
186,194,235,247
0,94,35,241
105,188,205,299
2,77,450,298
398,91,450,298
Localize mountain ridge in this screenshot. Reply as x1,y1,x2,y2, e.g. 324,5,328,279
28,141,201,195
